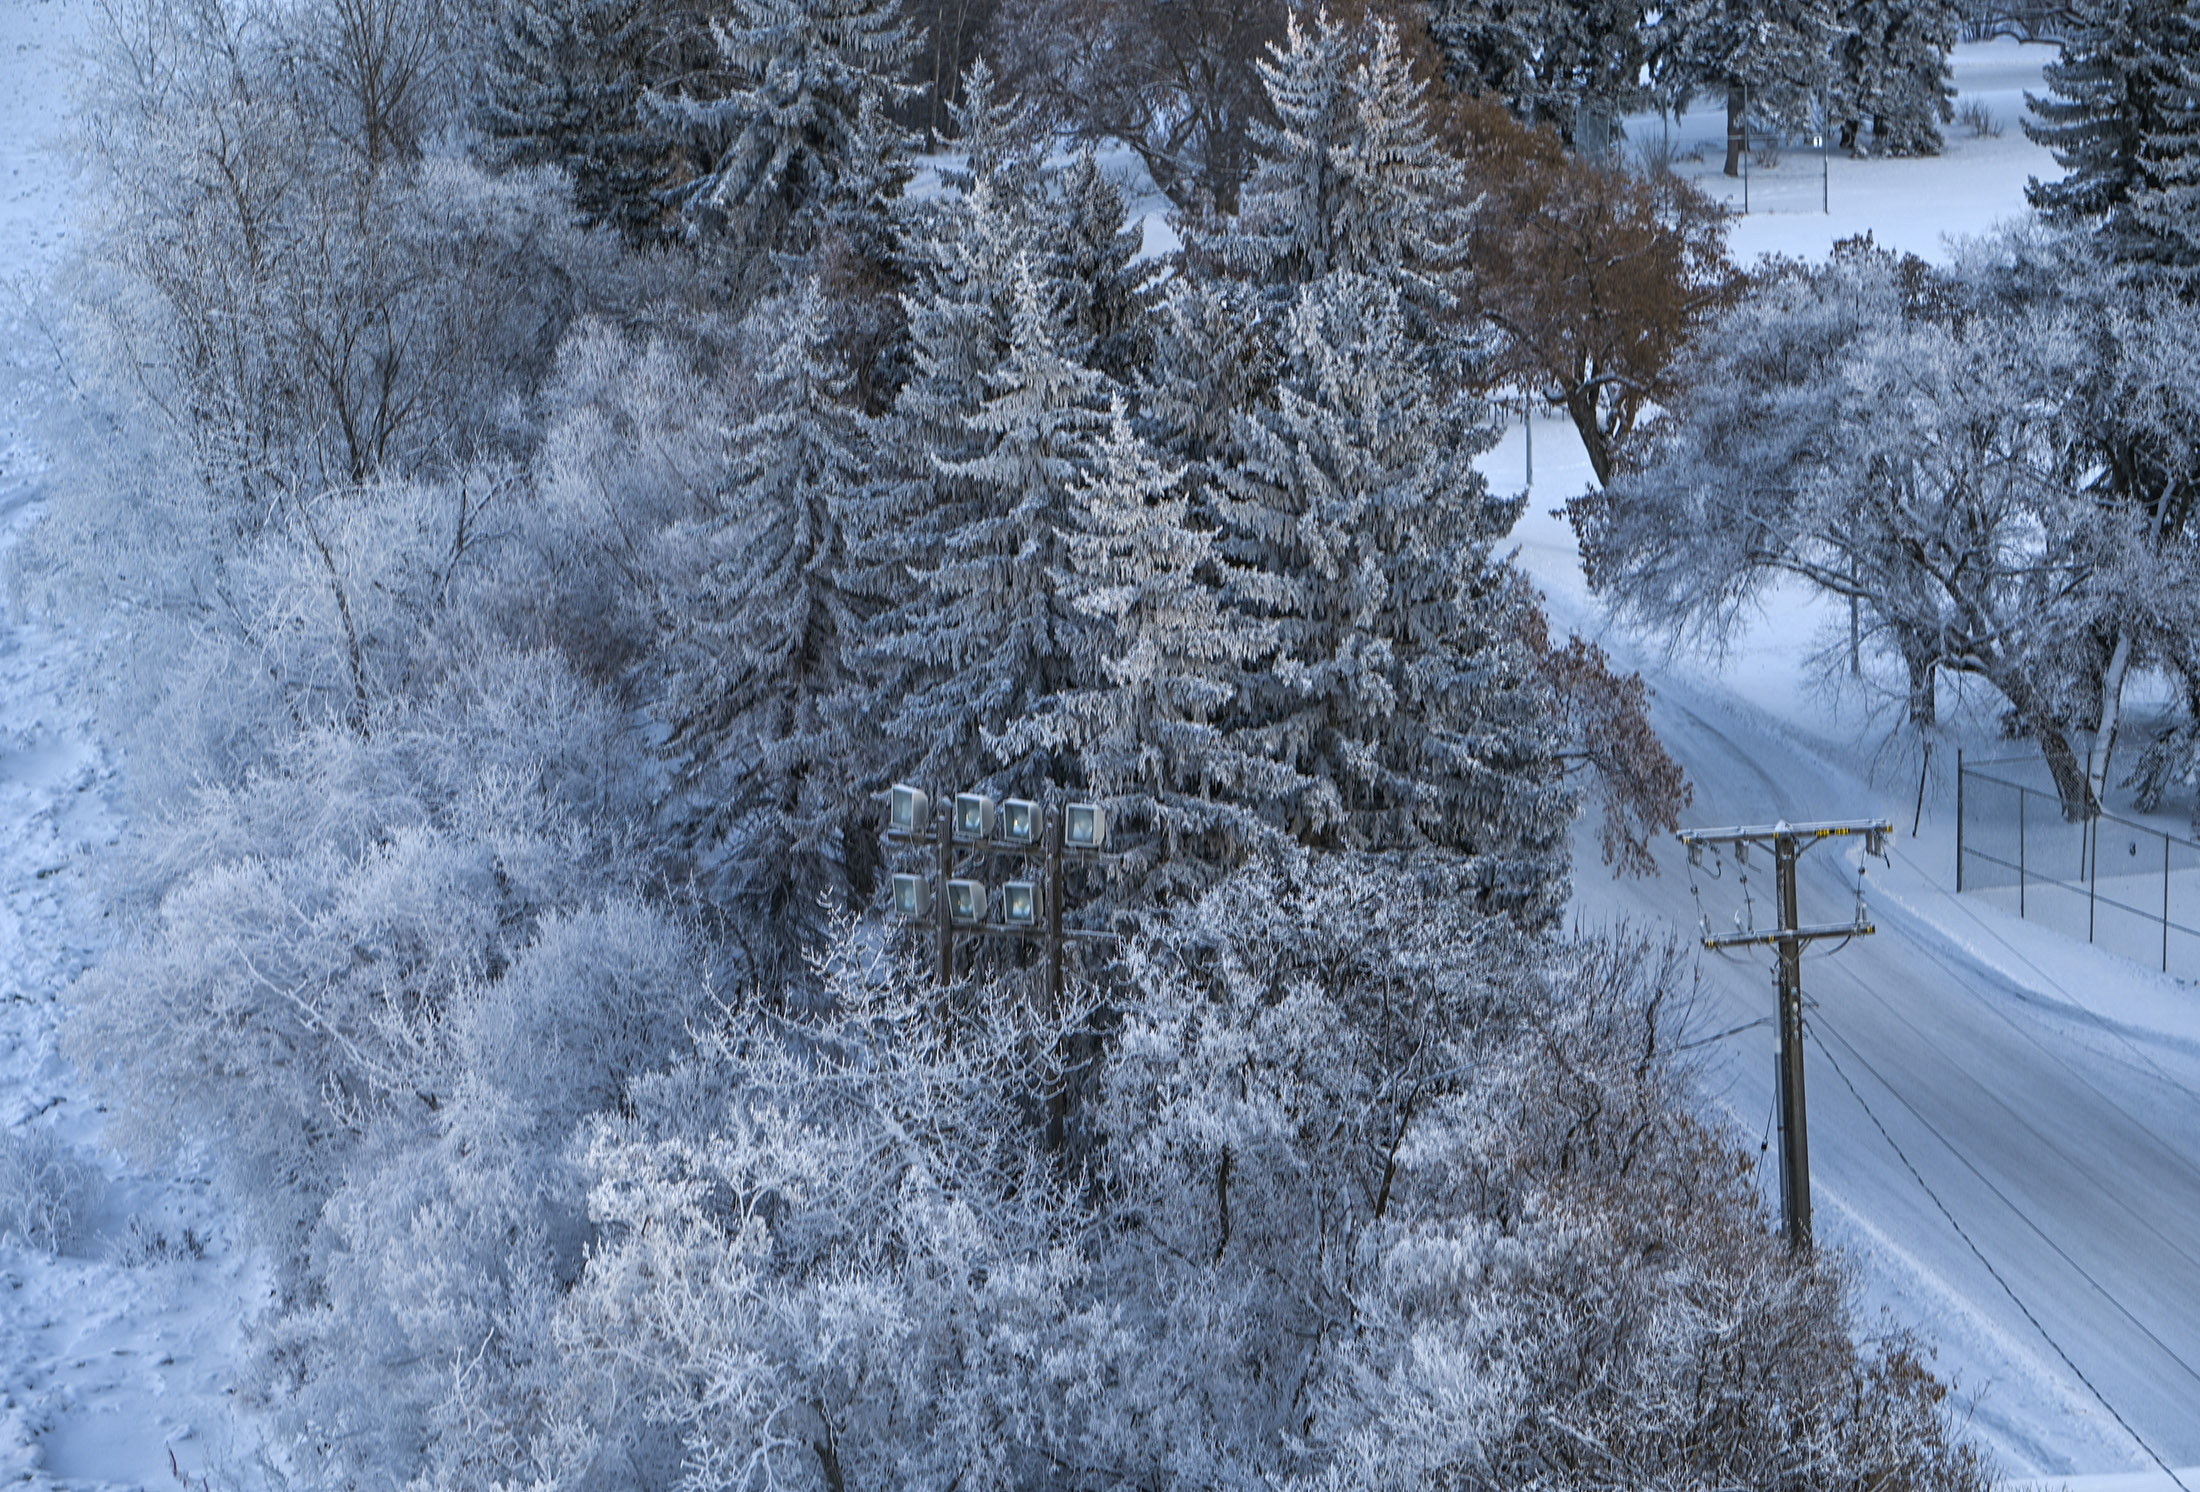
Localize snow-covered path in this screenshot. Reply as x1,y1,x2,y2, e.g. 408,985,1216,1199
1476,47,2200,1476
1492,389,2200,1476
1579,670,2200,1474
2,4,266,1487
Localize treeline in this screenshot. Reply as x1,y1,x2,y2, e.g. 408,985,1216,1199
22,0,1995,1487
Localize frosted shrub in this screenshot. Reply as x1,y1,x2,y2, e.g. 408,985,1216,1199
551,857,1988,1492
0,1128,93,1255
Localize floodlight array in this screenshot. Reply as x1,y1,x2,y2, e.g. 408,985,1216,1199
885,785,1107,851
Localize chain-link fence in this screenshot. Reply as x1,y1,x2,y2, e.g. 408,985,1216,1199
1957,753,2200,979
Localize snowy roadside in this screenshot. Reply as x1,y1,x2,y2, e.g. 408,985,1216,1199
2,3,269,1487
1473,43,2200,1468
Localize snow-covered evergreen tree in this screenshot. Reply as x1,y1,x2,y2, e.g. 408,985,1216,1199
873,261,1113,797
1005,405,1274,901
649,0,918,262
2026,0,2200,286
1428,0,1653,154
484,0,662,233
1210,274,1574,921
842,167,1032,686
1220,15,1472,318
1664,0,1838,175
1049,148,1162,386
661,285,871,951
1833,0,1962,154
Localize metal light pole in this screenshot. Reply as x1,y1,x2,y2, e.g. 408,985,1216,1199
884,784,1115,1007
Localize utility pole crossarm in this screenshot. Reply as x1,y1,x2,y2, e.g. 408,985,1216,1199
1677,817,1894,849
1702,920,1875,950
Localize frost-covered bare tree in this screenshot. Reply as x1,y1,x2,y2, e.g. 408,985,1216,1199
1582,232,2198,819
553,856,1990,1492
77,0,618,506
984,0,1287,211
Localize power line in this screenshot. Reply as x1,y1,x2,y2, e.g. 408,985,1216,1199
1883,841,2200,1113
1822,881,2200,1277
1806,1014,2200,1488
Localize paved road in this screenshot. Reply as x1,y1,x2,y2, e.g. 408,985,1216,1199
1571,678,2200,1476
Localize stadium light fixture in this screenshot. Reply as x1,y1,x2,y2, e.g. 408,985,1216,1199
892,873,932,919
1064,802,1107,849
998,798,1040,845
1002,880,1041,927
954,793,995,842
890,784,930,836
948,878,987,925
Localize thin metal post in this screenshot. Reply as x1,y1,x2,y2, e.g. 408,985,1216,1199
2088,767,2098,945
2019,787,2027,919
1774,834,1812,1253
936,794,954,984
1523,397,1533,488
1956,748,1965,892
2166,832,2173,973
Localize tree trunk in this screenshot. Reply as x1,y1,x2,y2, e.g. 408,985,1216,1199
1725,84,1747,177
2006,678,2095,819
1564,386,1613,487
2087,629,2133,814
1901,632,1937,728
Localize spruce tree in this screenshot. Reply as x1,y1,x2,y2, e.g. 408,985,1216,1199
1049,148,1162,386
650,0,918,259
664,285,871,952
1664,0,1837,175
1429,0,1653,155
1222,16,1472,325
842,168,1031,619
872,262,1113,798
2027,0,2200,286
1833,0,1962,155
484,0,661,234
1210,274,1574,922
1009,405,1275,901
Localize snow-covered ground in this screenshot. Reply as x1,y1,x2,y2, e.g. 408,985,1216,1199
1484,41,2200,1484
1,3,268,1488
2,12,2196,1488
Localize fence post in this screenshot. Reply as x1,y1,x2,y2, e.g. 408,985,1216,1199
2087,765,2098,946
2166,833,2173,974
1962,752,1980,893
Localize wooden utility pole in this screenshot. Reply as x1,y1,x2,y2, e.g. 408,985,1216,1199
935,793,955,984
1046,804,1066,1015
1679,817,1892,1253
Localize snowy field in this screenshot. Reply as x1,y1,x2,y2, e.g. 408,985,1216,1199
1,7,2197,1488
